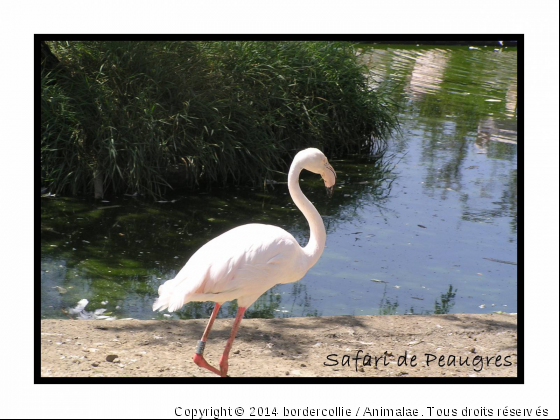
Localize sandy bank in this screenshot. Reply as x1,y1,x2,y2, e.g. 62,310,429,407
41,313,517,378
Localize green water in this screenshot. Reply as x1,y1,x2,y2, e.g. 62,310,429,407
41,44,517,320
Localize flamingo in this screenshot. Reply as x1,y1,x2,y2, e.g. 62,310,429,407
153,148,336,376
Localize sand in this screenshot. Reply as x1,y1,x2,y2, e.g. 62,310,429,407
40,313,517,378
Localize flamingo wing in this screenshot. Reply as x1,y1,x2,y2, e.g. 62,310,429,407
153,224,305,312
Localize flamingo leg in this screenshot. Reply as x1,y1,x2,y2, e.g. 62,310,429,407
219,306,246,377
192,303,222,376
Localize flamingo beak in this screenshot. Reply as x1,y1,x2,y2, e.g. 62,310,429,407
323,163,336,197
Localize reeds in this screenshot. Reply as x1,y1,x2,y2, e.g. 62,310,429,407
41,41,399,198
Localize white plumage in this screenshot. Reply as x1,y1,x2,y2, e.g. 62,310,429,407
153,224,307,311
153,148,336,376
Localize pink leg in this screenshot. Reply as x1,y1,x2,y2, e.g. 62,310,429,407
192,303,222,376
219,306,246,377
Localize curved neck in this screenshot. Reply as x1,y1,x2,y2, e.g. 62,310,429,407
288,161,326,270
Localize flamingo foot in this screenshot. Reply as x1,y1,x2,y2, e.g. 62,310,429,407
193,353,222,376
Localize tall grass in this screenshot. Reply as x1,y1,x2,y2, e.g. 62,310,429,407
41,41,399,198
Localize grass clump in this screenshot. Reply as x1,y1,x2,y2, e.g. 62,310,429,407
41,41,399,198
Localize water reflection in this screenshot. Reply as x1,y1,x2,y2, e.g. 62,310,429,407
361,45,518,237
505,79,517,117
406,48,450,98
476,117,517,149
361,45,517,140
41,44,517,319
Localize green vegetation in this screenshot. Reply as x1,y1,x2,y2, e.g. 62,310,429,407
41,41,399,198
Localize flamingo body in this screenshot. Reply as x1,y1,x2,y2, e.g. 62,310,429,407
153,223,307,311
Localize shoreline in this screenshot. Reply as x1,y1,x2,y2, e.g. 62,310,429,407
41,313,517,377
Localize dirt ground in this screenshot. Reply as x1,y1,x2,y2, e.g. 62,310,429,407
41,313,517,378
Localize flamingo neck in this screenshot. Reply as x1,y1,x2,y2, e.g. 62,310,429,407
288,159,326,270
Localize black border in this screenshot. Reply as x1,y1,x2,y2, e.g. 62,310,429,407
37,34,523,384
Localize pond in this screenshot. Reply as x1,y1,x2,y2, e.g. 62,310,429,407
40,43,517,320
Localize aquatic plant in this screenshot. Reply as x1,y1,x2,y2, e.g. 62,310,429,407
41,41,399,198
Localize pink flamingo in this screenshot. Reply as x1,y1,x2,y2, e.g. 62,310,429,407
153,148,336,376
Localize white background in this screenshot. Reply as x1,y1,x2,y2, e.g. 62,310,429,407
1,1,558,418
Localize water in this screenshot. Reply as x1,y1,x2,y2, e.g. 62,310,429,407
41,44,517,320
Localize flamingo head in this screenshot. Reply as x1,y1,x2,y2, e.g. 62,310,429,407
297,148,337,197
